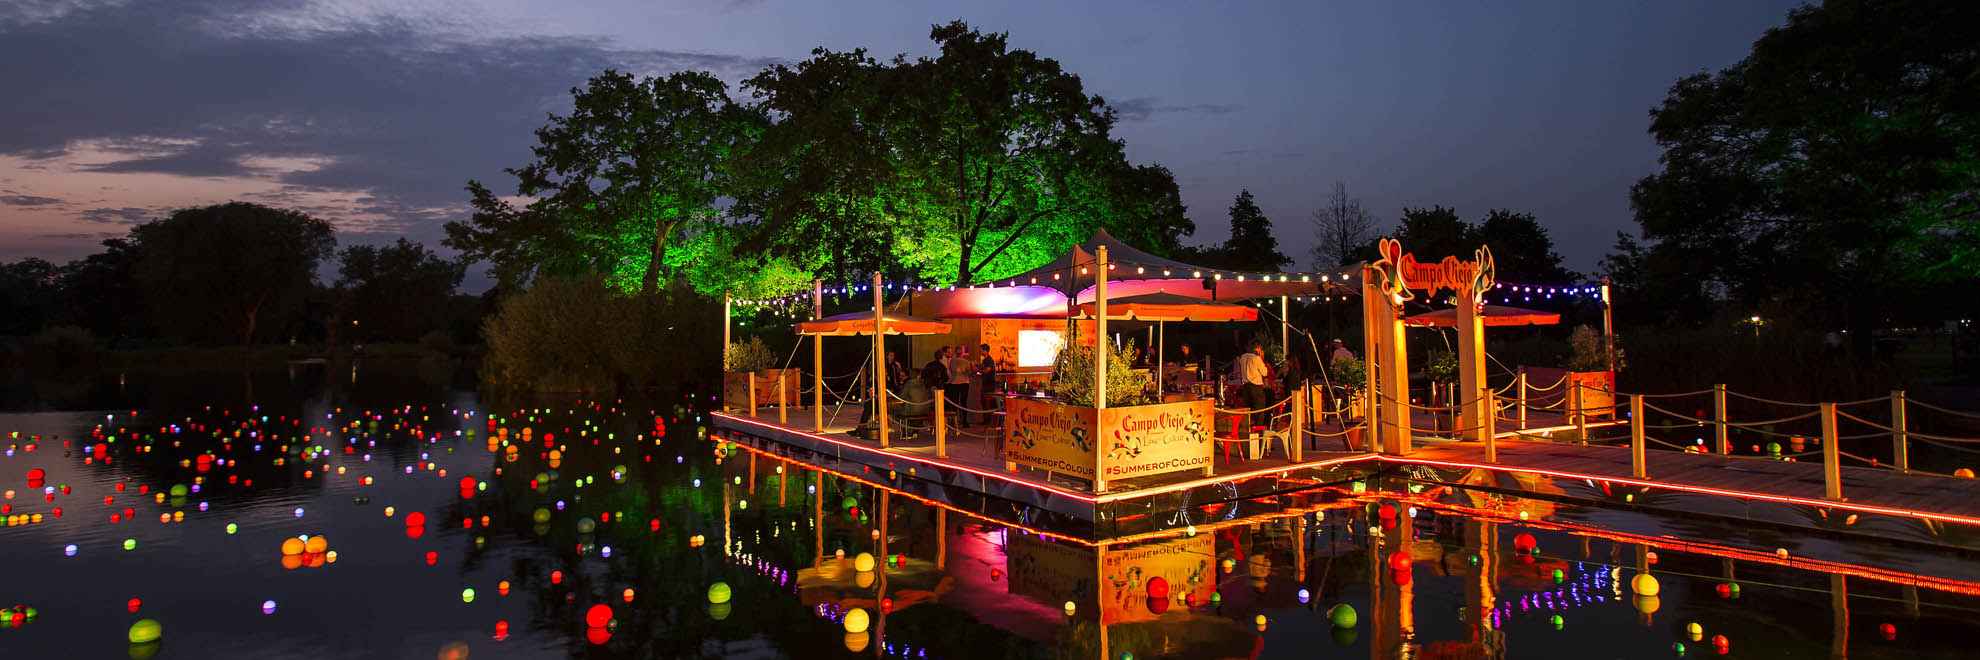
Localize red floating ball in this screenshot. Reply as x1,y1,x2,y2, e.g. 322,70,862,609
405,512,426,527
1513,533,1538,551
585,604,613,628
1147,576,1170,600
1388,552,1413,571
425,551,438,565
127,598,141,612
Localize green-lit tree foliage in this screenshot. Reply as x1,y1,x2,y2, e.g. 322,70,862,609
447,70,764,294
1616,0,1980,334
132,202,335,345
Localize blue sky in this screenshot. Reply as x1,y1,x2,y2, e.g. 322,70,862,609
0,0,1806,285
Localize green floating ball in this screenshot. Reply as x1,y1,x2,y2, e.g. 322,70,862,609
168,484,188,498
708,581,732,604
128,618,163,644
1328,604,1358,628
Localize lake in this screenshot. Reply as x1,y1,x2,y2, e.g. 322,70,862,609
1,360,1975,659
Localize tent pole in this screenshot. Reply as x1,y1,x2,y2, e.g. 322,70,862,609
1157,320,1165,400
813,279,824,433
1094,246,1109,494
874,272,887,448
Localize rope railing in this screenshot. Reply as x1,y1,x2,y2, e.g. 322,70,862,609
1640,400,1709,424
1723,410,1821,429
1905,397,1980,422
1635,388,1718,399
1723,390,1822,408
1213,395,1295,416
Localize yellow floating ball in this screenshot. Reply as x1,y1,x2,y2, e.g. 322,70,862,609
128,618,163,644
854,552,875,572
843,608,870,633
1631,573,1661,597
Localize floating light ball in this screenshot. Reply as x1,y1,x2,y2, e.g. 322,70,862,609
1632,573,1661,596
438,641,469,660
843,608,870,633
1687,622,1703,636
304,536,328,554
585,604,612,628
1880,622,1896,639
262,600,276,614
621,588,634,602
128,619,163,644
1513,533,1537,551
1549,614,1564,630
123,538,136,550
462,589,475,603
1956,468,1976,479
406,511,426,527
707,582,731,604
1328,604,1358,628
1147,576,1169,600
281,538,305,555
1387,552,1412,571
1298,588,1311,603
128,598,141,612
64,544,76,556
854,552,875,572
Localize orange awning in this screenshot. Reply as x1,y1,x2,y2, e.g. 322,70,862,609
1073,292,1259,322
796,311,953,336
1402,305,1561,328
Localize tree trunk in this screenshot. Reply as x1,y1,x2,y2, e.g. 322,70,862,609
641,223,669,295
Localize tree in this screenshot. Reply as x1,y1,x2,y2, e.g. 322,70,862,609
1474,209,1575,283
888,21,1150,284
56,237,151,342
1213,189,1291,271
132,202,335,345
0,257,59,336
1624,0,1980,334
1390,206,1472,262
335,238,466,343
1309,181,1373,269
446,70,764,294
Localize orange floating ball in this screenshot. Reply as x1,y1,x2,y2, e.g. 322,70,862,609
304,536,328,554
281,537,306,555
1388,552,1412,572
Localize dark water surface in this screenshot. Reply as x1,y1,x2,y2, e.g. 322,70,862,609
1,361,1976,659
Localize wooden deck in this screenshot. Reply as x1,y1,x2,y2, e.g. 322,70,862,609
714,401,1980,546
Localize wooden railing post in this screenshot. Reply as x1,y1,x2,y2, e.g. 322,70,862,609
1822,402,1841,501
748,375,758,418
1484,394,1498,464
1713,384,1730,455
778,373,788,425
1573,383,1588,445
1515,371,1528,430
1892,390,1909,474
934,392,947,459
1630,394,1647,479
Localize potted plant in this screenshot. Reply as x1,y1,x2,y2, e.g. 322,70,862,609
1563,325,1622,419
722,337,797,411
1045,340,1151,407
1328,356,1370,450
1425,351,1460,432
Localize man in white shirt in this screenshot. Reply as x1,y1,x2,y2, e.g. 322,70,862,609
947,346,975,426
1330,339,1355,367
1237,341,1270,432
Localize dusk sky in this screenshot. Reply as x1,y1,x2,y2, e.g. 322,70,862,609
0,0,1806,288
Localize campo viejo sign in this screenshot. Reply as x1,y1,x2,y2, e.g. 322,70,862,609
1005,398,1213,481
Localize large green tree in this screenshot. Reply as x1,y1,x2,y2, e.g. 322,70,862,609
335,238,465,342
0,257,59,336
132,202,335,344
888,21,1173,284
1618,0,1980,332
56,237,151,342
1189,189,1291,272
447,70,764,294
1390,205,1472,262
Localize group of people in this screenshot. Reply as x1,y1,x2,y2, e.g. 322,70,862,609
869,344,1000,428
1230,338,1358,430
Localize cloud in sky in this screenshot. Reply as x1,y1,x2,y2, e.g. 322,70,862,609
1113,96,1243,122
0,0,776,264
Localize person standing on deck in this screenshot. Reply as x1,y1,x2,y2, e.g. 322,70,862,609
885,351,907,389
948,345,975,427
1329,339,1354,367
976,343,996,425
1237,341,1270,433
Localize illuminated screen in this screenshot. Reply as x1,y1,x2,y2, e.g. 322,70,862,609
1017,330,1063,368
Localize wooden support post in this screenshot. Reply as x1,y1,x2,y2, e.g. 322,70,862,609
873,272,887,449
777,373,787,425
747,376,757,419
1713,384,1730,455
1573,383,1587,444
1892,390,1909,473
933,392,946,459
1292,392,1305,463
1516,371,1527,430
1484,392,1497,464
1822,402,1841,501
1630,394,1647,479
813,279,824,433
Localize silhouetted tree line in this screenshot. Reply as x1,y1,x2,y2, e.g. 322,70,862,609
0,202,471,353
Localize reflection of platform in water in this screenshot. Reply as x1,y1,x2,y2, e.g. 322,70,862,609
713,406,1374,535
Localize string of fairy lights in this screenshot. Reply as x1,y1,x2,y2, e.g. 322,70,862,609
724,258,1607,313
